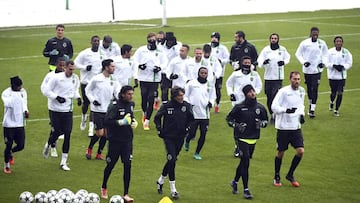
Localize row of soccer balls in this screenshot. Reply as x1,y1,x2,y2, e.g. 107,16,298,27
19,189,124,203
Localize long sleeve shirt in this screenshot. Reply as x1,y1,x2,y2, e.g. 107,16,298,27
166,55,191,88
43,37,73,66
295,38,328,74
99,40,121,59
326,47,353,80
112,56,137,86
74,48,103,84
271,85,306,130
2,87,28,128
210,43,230,77
257,45,291,80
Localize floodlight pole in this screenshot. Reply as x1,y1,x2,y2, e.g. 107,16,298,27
111,0,115,22
161,0,167,27
66,0,69,10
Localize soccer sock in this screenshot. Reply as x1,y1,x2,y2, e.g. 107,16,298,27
310,104,316,111
61,153,68,165
82,114,87,122
335,94,342,110
158,175,166,184
274,156,282,177
287,155,302,177
89,136,99,149
169,180,177,192
144,119,149,125
4,162,10,168
97,137,106,154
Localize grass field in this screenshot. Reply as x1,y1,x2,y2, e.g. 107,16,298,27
0,8,360,203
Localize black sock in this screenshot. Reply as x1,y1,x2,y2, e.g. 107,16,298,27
288,155,302,177
89,136,99,149
274,156,282,177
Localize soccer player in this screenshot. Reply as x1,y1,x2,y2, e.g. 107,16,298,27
230,30,258,71
257,33,291,123
112,44,137,87
165,44,191,88
271,71,306,187
209,32,230,113
85,59,121,160
326,36,353,116
101,86,137,202
42,61,82,171
295,27,328,118
75,35,103,136
133,32,168,130
40,57,66,157
227,85,268,199
184,67,216,160
154,86,194,200
43,24,73,71
99,35,121,59
2,76,29,174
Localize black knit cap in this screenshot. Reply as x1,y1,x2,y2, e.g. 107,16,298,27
10,76,22,87
242,84,254,95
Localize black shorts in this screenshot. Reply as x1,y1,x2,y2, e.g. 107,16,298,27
107,140,133,164
264,80,282,95
51,111,73,133
92,111,106,130
235,140,254,159
276,129,304,151
304,73,321,86
329,79,345,93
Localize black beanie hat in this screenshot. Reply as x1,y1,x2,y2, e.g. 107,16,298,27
242,84,255,95
10,76,22,87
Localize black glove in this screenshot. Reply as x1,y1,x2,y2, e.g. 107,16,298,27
277,61,285,66
153,66,161,73
133,79,139,88
170,73,179,80
86,65,92,71
207,102,212,109
263,59,270,65
93,100,101,106
234,122,247,133
255,119,268,129
157,128,164,138
230,94,236,101
138,64,147,70
333,64,344,72
24,111,30,119
56,96,66,103
300,115,305,124
218,59,222,65
286,107,297,114
318,63,325,69
77,98,82,106
304,62,311,67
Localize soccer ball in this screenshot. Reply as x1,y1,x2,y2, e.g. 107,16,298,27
56,192,73,203
72,194,86,203
109,195,124,203
75,189,88,198
19,191,34,203
46,190,57,199
86,193,100,203
34,192,48,203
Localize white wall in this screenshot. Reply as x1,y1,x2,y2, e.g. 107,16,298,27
0,0,359,27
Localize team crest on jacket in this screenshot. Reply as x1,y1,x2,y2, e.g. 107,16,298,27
62,42,67,48
244,47,249,53
255,108,260,115
181,106,186,112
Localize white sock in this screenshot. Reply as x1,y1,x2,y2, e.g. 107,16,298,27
169,180,176,192
89,122,94,130
4,162,10,168
61,153,68,165
144,119,149,125
158,175,166,184
310,104,316,111
82,114,87,122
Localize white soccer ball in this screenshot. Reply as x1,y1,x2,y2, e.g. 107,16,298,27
72,194,86,203
34,192,48,203
109,195,124,203
86,192,100,203
46,190,57,200
19,191,34,203
75,189,88,198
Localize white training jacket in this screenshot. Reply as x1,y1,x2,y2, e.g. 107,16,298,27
210,43,230,77
1,87,28,128
188,56,222,87
166,55,191,88
326,47,353,80
184,79,216,119
74,48,103,84
112,55,137,86
271,85,306,130
257,45,291,80
133,45,168,82
99,40,121,59
295,38,328,74
85,73,121,113
226,70,262,106
40,71,59,109
44,72,81,112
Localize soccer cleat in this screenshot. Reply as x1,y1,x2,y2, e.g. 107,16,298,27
273,176,282,187
308,110,315,119
3,167,11,174
95,153,104,160
42,143,50,159
86,148,92,160
123,194,134,202
60,164,70,171
193,153,202,160
234,147,240,158
156,181,163,194
9,156,15,165
184,142,189,152
80,119,87,131
243,189,253,199
50,147,58,157
153,99,160,110
170,191,179,200
230,180,239,194
100,188,108,199
329,102,334,111
286,175,300,187
214,105,220,113
334,110,339,117
143,123,150,131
